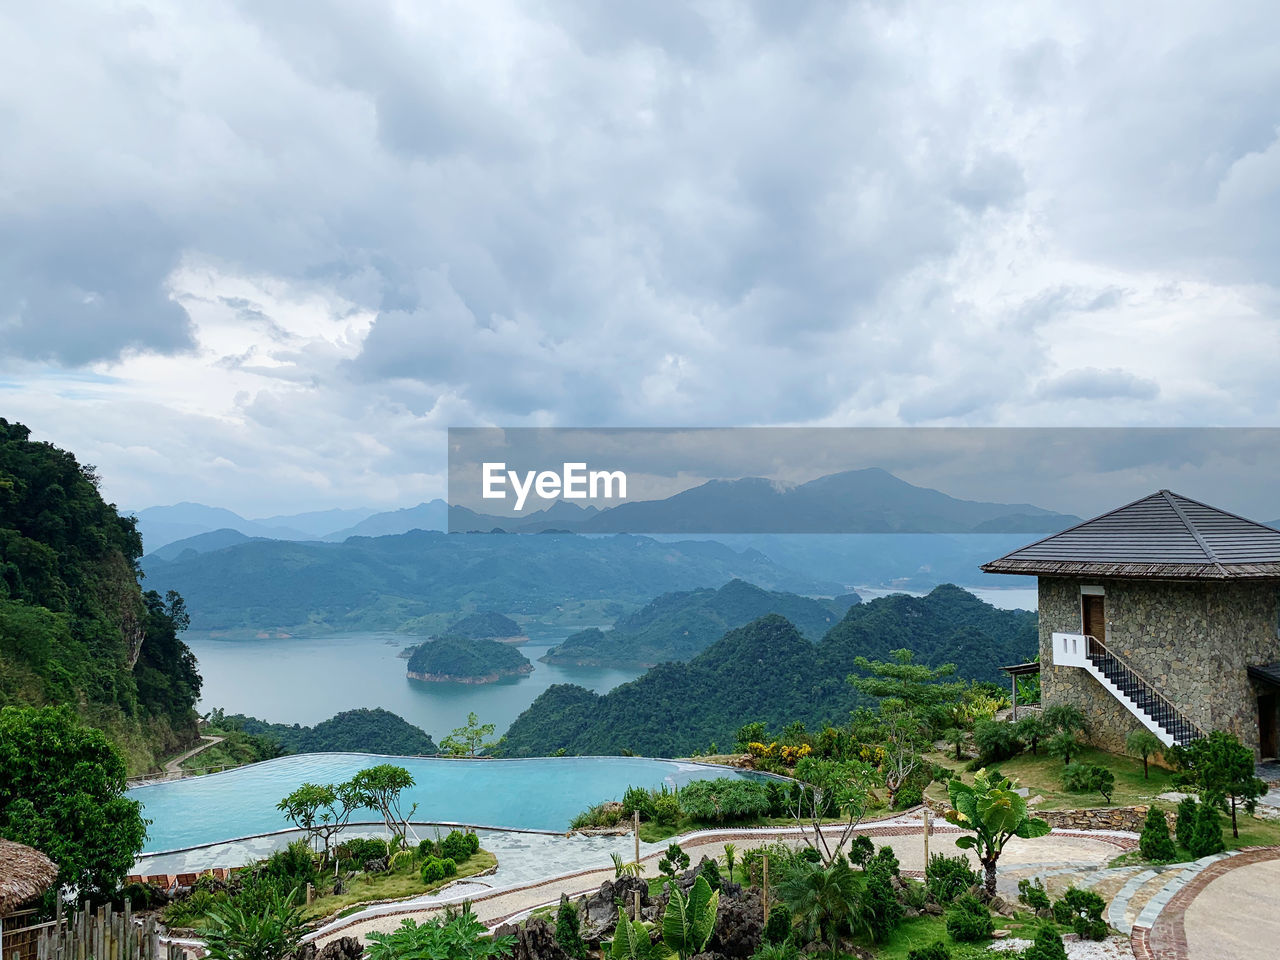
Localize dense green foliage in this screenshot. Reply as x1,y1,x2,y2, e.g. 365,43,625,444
443,611,523,639
0,704,148,900
216,708,438,755
676,778,774,823
543,579,850,666
365,910,515,960
1139,806,1177,861
1061,763,1115,803
197,883,306,960
0,419,200,770
407,636,531,680
927,854,979,905
944,895,994,943
502,586,1035,757
141,529,832,632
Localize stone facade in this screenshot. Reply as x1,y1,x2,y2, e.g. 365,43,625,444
1038,577,1280,755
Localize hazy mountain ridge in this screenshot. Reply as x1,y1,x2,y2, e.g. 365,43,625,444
141,530,839,633
542,578,856,667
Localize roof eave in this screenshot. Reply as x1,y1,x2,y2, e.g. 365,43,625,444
981,559,1280,580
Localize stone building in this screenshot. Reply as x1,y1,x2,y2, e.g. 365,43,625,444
983,490,1280,757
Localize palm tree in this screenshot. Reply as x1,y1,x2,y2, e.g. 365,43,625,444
775,857,866,957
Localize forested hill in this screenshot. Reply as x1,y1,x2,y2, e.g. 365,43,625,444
219,708,438,755
407,636,532,682
543,579,855,666
142,531,838,633
0,419,201,773
500,585,1036,758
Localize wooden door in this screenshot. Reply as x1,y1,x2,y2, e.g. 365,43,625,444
1260,694,1278,759
1082,594,1106,656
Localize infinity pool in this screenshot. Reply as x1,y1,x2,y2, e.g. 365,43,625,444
128,754,767,853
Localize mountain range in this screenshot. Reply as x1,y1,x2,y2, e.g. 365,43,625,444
134,467,1082,554
141,530,839,634
542,579,858,667
500,584,1038,758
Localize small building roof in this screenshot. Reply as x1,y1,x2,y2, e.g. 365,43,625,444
1000,661,1042,676
982,490,1280,580
0,839,58,916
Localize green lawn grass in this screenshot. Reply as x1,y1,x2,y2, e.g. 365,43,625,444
301,850,497,921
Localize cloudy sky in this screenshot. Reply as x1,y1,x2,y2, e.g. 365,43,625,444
3,1,1280,517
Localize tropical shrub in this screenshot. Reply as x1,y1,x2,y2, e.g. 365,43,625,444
776,857,867,953
197,884,306,960
1017,877,1051,911
736,722,768,752
945,895,994,943
750,944,799,960
662,874,720,960
609,905,655,960
1045,730,1080,766
337,837,389,871
1139,807,1177,861
871,844,900,876
678,778,773,823
1126,729,1164,779
570,803,627,830
1042,704,1088,735
438,830,475,862
1014,713,1048,756
365,909,515,960
762,903,791,944
906,944,951,960
945,768,1050,894
927,853,978,905
971,719,1021,763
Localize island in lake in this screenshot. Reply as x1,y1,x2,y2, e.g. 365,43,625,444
406,635,534,684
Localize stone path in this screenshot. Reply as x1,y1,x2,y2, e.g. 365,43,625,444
1131,847,1280,960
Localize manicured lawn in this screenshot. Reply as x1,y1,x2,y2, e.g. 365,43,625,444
925,745,1179,811
870,910,1065,959
302,850,497,921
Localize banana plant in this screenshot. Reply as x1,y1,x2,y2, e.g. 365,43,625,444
945,767,1050,894
662,874,719,960
609,906,654,960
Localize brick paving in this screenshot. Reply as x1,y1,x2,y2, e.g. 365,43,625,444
1131,846,1280,960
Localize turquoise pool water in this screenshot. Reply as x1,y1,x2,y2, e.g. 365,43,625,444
128,754,767,853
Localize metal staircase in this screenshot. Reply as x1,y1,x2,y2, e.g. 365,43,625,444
1052,632,1205,747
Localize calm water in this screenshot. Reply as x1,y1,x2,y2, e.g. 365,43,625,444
188,634,642,740
129,754,766,851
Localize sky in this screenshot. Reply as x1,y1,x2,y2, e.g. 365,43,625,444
3,1,1280,517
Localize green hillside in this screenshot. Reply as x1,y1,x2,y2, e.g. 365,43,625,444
446,611,525,639
500,585,1036,757
218,707,438,755
0,419,201,773
542,578,853,666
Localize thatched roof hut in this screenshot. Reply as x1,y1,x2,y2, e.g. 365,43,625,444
0,839,58,916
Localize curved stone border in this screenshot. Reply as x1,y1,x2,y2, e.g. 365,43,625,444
1130,846,1279,960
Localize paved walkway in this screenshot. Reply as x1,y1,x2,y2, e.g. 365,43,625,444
1132,847,1280,960
163,736,224,779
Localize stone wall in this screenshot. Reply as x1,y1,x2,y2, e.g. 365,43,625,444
1038,577,1280,755
923,795,1148,834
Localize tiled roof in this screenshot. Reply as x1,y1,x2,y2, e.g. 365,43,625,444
982,490,1280,579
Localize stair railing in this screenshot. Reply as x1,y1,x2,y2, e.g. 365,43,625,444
1081,634,1206,745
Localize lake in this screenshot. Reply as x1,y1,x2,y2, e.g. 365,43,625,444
188,633,643,740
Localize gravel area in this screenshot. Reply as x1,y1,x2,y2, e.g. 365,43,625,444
989,935,1132,958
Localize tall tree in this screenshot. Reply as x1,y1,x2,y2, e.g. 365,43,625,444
0,704,148,901
1168,731,1267,838
441,712,498,758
